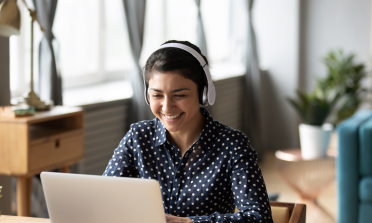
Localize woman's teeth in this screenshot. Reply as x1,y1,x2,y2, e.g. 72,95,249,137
164,113,181,119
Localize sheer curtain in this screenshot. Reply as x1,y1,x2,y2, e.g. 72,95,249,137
123,0,153,123
230,0,263,155
244,0,263,154
33,0,62,105
195,0,207,57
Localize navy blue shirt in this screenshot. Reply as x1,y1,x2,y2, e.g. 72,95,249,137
103,107,273,223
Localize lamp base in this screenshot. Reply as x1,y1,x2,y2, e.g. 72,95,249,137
23,90,52,111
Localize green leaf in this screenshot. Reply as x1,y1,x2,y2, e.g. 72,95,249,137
287,49,368,126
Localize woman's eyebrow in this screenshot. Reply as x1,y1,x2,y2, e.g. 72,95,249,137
148,88,190,93
173,88,190,93
148,88,162,92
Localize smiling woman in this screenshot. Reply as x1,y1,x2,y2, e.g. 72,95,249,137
103,40,273,223
148,72,205,156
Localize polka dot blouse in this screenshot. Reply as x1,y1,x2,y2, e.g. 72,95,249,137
103,107,273,223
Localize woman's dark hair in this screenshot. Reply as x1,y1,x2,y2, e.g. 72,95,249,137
144,40,209,103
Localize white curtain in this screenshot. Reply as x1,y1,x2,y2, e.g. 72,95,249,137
244,0,263,154
123,0,153,123
195,0,208,57
230,0,264,155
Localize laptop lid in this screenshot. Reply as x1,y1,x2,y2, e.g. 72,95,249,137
40,172,166,223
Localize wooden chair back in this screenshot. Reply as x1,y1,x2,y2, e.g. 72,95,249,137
270,201,306,223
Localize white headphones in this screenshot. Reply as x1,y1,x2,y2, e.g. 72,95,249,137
143,43,216,106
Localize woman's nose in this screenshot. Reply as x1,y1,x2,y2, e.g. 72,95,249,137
161,96,174,113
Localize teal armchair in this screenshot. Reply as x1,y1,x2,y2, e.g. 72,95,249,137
337,110,372,223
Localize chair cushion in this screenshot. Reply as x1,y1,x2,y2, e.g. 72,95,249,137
359,177,372,202
359,118,372,176
359,203,372,223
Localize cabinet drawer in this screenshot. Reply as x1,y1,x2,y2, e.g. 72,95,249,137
29,134,84,172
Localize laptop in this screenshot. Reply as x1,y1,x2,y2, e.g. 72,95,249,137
40,172,166,223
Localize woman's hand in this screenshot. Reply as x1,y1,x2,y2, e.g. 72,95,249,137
165,214,193,223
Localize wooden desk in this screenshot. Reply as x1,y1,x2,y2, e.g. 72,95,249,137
0,203,306,223
0,215,50,222
0,106,84,216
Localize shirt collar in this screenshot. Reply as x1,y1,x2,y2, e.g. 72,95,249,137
154,118,167,146
154,107,218,150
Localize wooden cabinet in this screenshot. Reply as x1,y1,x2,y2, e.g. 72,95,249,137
0,106,84,216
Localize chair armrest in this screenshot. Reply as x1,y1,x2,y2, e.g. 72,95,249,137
336,110,372,223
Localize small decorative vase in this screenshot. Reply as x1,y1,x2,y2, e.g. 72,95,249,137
299,123,333,159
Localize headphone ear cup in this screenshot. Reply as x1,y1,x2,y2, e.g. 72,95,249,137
144,85,150,105
202,86,208,106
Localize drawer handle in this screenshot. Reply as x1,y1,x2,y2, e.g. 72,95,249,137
55,139,60,148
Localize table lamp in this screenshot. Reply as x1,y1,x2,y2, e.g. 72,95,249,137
0,0,51,110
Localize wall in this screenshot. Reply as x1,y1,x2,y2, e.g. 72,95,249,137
300,0,372,91
78,100,131,175
254,0,301,150
253,0,372,151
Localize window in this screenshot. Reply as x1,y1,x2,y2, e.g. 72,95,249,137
54,0,100,86
10,0,133,97
54,0,133,87
202,0,231,65
141,0,234,68
10,0,243,99
9,0,43,97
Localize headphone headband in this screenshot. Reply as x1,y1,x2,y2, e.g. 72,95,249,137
158,43,208,66
156,43,216,105
143,43,216,106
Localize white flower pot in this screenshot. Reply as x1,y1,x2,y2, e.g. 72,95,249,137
299,123,333,159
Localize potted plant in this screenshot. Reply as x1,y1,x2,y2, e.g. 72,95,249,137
288,86,339,159
319,50,368,125
288,50,368,159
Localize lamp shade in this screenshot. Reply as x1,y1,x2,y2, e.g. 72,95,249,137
0,0,20,37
